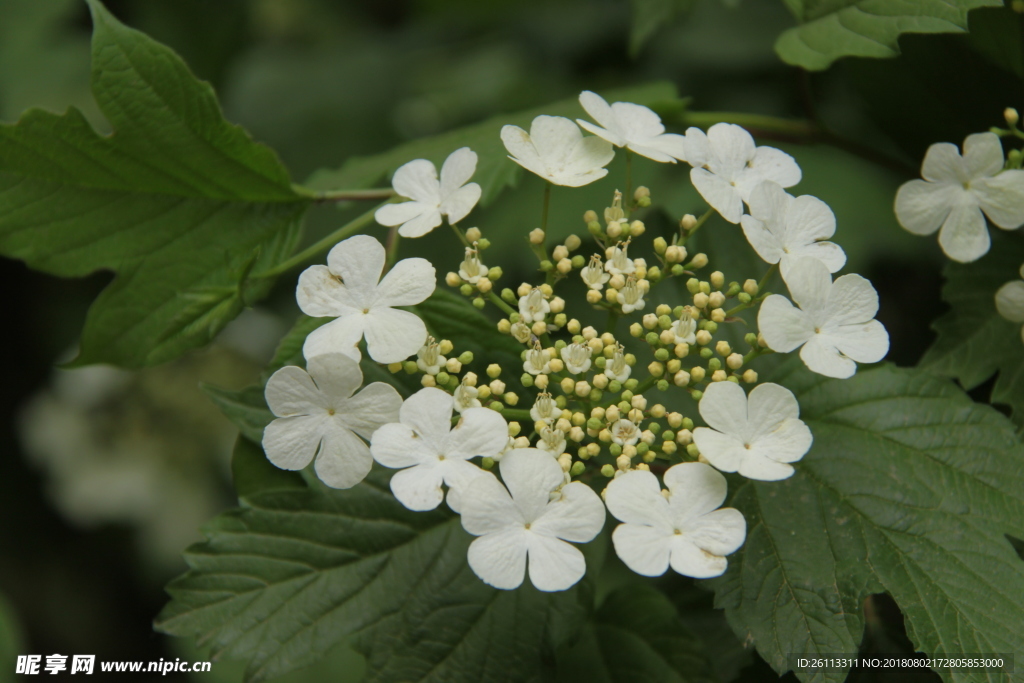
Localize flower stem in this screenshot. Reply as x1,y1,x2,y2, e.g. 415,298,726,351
487,291,517,316
680,207,715,244
293,187,395,202
757,262,778,293
624,150,633,213
501,408,533,421
255,203,382,278
450,222,471,248
541,183,551,234
384,227,401,270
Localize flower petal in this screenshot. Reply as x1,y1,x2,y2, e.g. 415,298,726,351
374,257,435,308
374,201,431,229
265,365,326,416
441,459,489,513
625,141,676,164
439,183,482,225
262,415,324,470
391,158,441,204
371,422,437,468
749,421,811,474
781,256,831,315
526,533,587,592
296,265,360,317
800,334,855,379
301,315,365,362
827,273,879,325
787,194,836,242
685,507,746,556
611,524,672,576
735,145,801,200
614,101,665,137
363,307,428,363
531,482,604,543
578,91,615,128
697,377,749,436
501,125,546,177
467,527,528,590
396,209,443,238
996,280,1024,323
445,406,508,461
314,420,373,489
745,382,799,438
894,179,956,236
305,353,363,404
938,199,989,263
921,141,966,184
340,382,401,441
664,462,728,522
757,294,813,353
563,136,614,182
530,115,584,165
830,320,889,364
461,471,523,535
781,241,846,276
326,235,385,307
972,170,1024,230
962,132,1004,179
669,536,728,578
578,118,622,147
499,448,564,523
690,168,742,224
692,427,746,474
389,462,444,511
738,454,795,481
439,147,478,198
603,469,672,529
741,215,783,265
683,127,710,168
398,387,454,450
706,123,754,177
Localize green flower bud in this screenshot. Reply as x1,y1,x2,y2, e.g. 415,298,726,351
657,379,670,391
700,347,713,359
459,351,474,364
645,332,660,345
671,264,684,276
477,238,491,249
686,444,699,458
744,332,759,346
501,288,516,303
654,348,670,361
608,380,622,393
509,312,521,323
657,315,672,330
625,378,638,391
488,266,503,280
636,442,650,456
738,292,751,303
540,260,553,272
403,360,418,374
682,418,694,430
578,446,589,459
555,339,567,349
595,356,607,368
708,358,722,372
589,388,603,402
588,221,603,236
618,401,631,413
571,255,585,268
636,196,651,208
436,371,450,385
460,284,474,296
673,306,685,319
481,457,495,470
647,265,662,281
686,278,701,294
570,461,586,477
620,390,634,401
601,464,615,477
554,313,567,327
489,401,504,411
555,395,568,409
521,373,534,387
690,389,703,401
699,281,711,295
609,443,622,457
472,297,485,309
704,321,718,333
653,237,667,254
663,430,675,441
447,376,460,390
587,417,603,431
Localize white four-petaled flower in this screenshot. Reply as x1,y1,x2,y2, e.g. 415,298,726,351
895,132,1024,263
370,387,506,512
684,123,801,224
741,181,846,277
560,343,592,375
374,147,482,237
297,235,435,363
604,463,746,578
692,381,812,481
576,91,687,164
501,115,614,187
262,353,401,489
995,263,1024,344
460,448,605,591
758,257,889,379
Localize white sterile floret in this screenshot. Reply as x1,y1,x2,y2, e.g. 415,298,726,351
670,316,697,345
610,419,639,446
605,346,632,383
458,246,487,284
263,353,401,489
501,115,614,187
604,463,746,578
519,288,550,324
297,235,435,363
530,392,560,425
995,264,1024,344
895,132,1024,263
416,338,446,375
605,242,636,276
576,91,687,163
619,276,645,314
537,426,567,455
741,181,846,277
460,448,605,591
561,343,593,375
374,147,482,237
758,257,889,379
453,378,482,413
684,123,801,224
523,346,553,375
581,255,611,290
692,381,811,481
370,387,506,512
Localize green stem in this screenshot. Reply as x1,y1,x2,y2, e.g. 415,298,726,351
255,203,381,278
680,207,715,244
541,183,551,234
291,185,396,202
606,309,620,334
450,222,471,248
384,227,401,269
624,150,633,213
757,262,778,293
502,408,534,421
487,291,517,316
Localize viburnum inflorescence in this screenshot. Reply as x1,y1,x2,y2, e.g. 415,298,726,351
262,91,892,592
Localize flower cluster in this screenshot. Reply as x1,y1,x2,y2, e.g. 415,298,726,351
260,91,891,592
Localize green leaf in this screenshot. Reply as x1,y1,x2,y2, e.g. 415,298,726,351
774,0,1003,71
0,0,310,367
629,0,698,57
556,584,719,683
305,82,680,205
709,362,1024,683
156,476,592,683
230,435,304,499
919,234,1024,429
417,289,524,369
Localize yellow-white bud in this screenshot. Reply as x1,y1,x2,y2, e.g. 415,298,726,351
716,341,732,356
446,272,462,287
693,292,709,309
727,353,744,370
674,370,691,387
742,369,758,383
529,228,545,244
489,379,506,395
709,291,725,309
631,394,647,410
711,369,727,382
586,289,603,304
695,330,712,346
465,227,482,242
446,358,463,373
535,374,549,390
556,258,572,274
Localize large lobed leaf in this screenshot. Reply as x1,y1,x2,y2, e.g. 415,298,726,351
774,0,1003,71
0,0,311,367
920,235,1024,429
710,361,1024,683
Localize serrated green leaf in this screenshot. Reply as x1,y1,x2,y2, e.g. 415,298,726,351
0,0,310,367
774,0,1002,71
556,584,719,683
416,289,524,369
708,362,1024,683
156,476,592,683
919,233,1024,429
305,83,680,205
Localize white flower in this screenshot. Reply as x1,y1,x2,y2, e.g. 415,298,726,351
684,123,801,224
458,247,487,284
452,378,482,413
670,316,696,345
995,264,1024,344
510,321,533,344
460,448,605,591
604,463,746,578
530,392,559,425
374,147,482,237
416,338,446,375
895,132,1024,263
537,426,567,454
619,276,645,314
297,235,435,363
604,243,636,276
523,346,553,376
692,381,811,481
610,419,639,446
605,347,631,383
581,254,610,290
576,91,687,164
370,387,506,512
501,115,614,187
560,343,592,375
262,353,401,489
518,288,550,324
741,181,846,277
758,257,889,379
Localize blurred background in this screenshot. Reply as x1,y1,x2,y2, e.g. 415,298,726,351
1,0,1021,680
